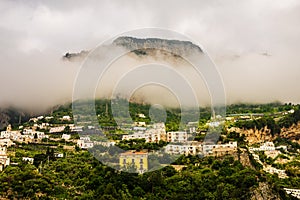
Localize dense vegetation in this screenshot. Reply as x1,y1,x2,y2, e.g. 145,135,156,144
1,148,295,200
234,104,300,135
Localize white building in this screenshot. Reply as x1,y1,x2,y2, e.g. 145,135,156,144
77,140,94,149
189,127,196,133
250,142,276,151
37,116,44,120
132,127,147,131
0,138,15,147
54,153,64,158
137,113,146,118
49,126,65,133
23,129,49,139
79,136,90,141
122,123,166,143
276,145,288,151
61,115,71,121
29,118,39,123
122,131,161,143
284,188,300,199
77,136,94,149
165,142,202,155
203,141,237,155
167,131,188,143
1,130,21,139
264,166,288,179
134,122,146,127
62,134,71,140
95,141,116,147
0,147,10,171
37,123,50,129
70,125,83,132
207,121,221,127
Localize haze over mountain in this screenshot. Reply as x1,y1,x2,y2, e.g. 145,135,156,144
1,0,300,112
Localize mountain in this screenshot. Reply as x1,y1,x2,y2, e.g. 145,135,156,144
112,36,203,56
63,36,203,61
0,107,32,130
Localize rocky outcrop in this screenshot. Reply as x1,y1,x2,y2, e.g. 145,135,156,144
239,148,255,169
228,122,300,145
112,36,203,56
280,122,300,144
228,126,273,145
250,182,280,200
0,107,32,130
62,50,89,61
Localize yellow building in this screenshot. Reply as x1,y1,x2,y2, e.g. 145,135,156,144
119,151,148,173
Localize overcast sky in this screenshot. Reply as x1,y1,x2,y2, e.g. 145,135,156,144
1,0,300,111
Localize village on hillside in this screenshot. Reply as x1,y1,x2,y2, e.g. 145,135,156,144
0,103,300,199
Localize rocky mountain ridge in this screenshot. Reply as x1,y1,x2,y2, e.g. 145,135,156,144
63,36,203,61
112,36,203,56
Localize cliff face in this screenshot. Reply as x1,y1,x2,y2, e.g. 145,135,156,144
280,122,300,144
239,148,255,169
250,182,281,200
229,122,300,145
0,107,31,130
112,36,203,56
228,126,273,145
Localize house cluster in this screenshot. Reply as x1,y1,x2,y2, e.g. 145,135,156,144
122,122,237,157
30,115,72,122
202,141,238,156
0,147,10,171
166,131,188,143
264,165,288,179
225,113,264,122
249,142,287,152
76,135,116,149
122,123,167,143
49,124,83,133
165,141,202,156
49,126,65,133
77,136,94,149
0,138,15,147
0,125,49,143
166,138,237,156
284,188,300,199
249,143,288,179
1,125,42,143
23,128,49,139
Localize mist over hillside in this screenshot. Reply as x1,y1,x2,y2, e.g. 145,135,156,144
1,0,300,115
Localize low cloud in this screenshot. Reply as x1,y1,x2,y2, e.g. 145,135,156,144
0,0,300,112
